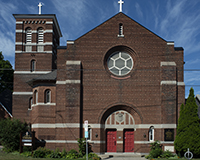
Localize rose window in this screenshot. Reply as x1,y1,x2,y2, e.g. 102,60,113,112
107,51,133,76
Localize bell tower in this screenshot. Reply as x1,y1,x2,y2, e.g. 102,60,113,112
13,14,62,122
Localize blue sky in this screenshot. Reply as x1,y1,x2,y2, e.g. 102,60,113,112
0,0,200,97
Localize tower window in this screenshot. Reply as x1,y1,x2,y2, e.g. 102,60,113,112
45,89,51,103
26,28,32,43
26,28,32,52
38,28,44,43
31,60,36,72
119,23,124,37
37,28,44,52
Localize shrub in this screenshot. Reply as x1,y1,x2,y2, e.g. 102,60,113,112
161,150,174,158
49,148,61,158
32,147,52,158
149,148,163,158
0,118,27,152
148,140,163,158
66,149,79,159
20,151,32,157
67,149,78,154
78,138,86,156
61,148,67,158
174,88,200,157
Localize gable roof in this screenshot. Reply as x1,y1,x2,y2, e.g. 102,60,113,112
74,12,167,43
0,89,12,117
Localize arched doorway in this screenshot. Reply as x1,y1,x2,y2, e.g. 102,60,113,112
105,110,135,152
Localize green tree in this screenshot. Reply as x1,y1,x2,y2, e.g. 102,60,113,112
0,51,13,93
174,88,200,157
0,118,27,152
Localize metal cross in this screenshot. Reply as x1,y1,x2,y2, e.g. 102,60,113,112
118,0,124,12
38,2,42,15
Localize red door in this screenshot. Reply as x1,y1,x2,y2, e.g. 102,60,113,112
124,130,134,152
106,130,116,152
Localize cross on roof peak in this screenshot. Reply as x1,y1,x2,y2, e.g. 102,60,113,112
38,2,43,15
118,0,124,12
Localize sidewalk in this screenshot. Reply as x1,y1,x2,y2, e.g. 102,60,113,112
98,153,147,160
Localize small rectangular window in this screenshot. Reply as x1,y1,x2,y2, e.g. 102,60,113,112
37,45,44,52
26,45,32,52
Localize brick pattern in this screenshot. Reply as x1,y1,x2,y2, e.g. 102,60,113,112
13,13,184,153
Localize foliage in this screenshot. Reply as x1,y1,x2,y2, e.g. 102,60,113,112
0,118,27,152
83,152,101,160
61,148,68,158
20,151,32,157
0,51,13,93
66,149,79,159
174,88,200,157
78,138,86,156
32,147,52,158
161,150,174,158
148,140,163,158
48,148,61,158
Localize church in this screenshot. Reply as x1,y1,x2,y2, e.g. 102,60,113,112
12,1,185,154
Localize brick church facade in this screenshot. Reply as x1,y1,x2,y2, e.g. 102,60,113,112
13,12,185,153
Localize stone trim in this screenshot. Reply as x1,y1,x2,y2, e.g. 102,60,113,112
16,30,53,33
46,21,53,24
15,51,53,54
56,80,81,84
44,140,172,144
160,62,176,66
31,123,176,129
45,140,105,144
67,41,74,44
16,21,23,24
14,71,51,74
15,42,53,45
160,81,177,85
66,61,81,65
177,82,185,86
167,42,174,45
32,103,56,107
161,81,185,86
13,92,33,95
134,141,174,144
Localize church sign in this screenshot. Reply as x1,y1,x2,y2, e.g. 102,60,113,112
20,131,35,153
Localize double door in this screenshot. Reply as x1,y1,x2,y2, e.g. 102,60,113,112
106,129,134,152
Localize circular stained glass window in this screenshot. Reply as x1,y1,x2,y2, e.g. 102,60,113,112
107,51,133,76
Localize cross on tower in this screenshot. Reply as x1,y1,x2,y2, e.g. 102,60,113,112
118,0,124,12
38,2,42,15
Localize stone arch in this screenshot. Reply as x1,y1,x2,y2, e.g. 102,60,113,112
105,110,136,130
99,104,143,124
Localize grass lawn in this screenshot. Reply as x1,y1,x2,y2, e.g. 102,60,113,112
0,151,88,160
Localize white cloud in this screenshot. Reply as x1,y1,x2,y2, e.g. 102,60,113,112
135,2,143,19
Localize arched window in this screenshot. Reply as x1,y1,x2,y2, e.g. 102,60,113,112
119,23,123,36
149,126,154,142
45,89,51,103
31,60,36,72
38,28,44,43
37,28,44,52
29,97,33,109
26,28,32,51
34,90,38,104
